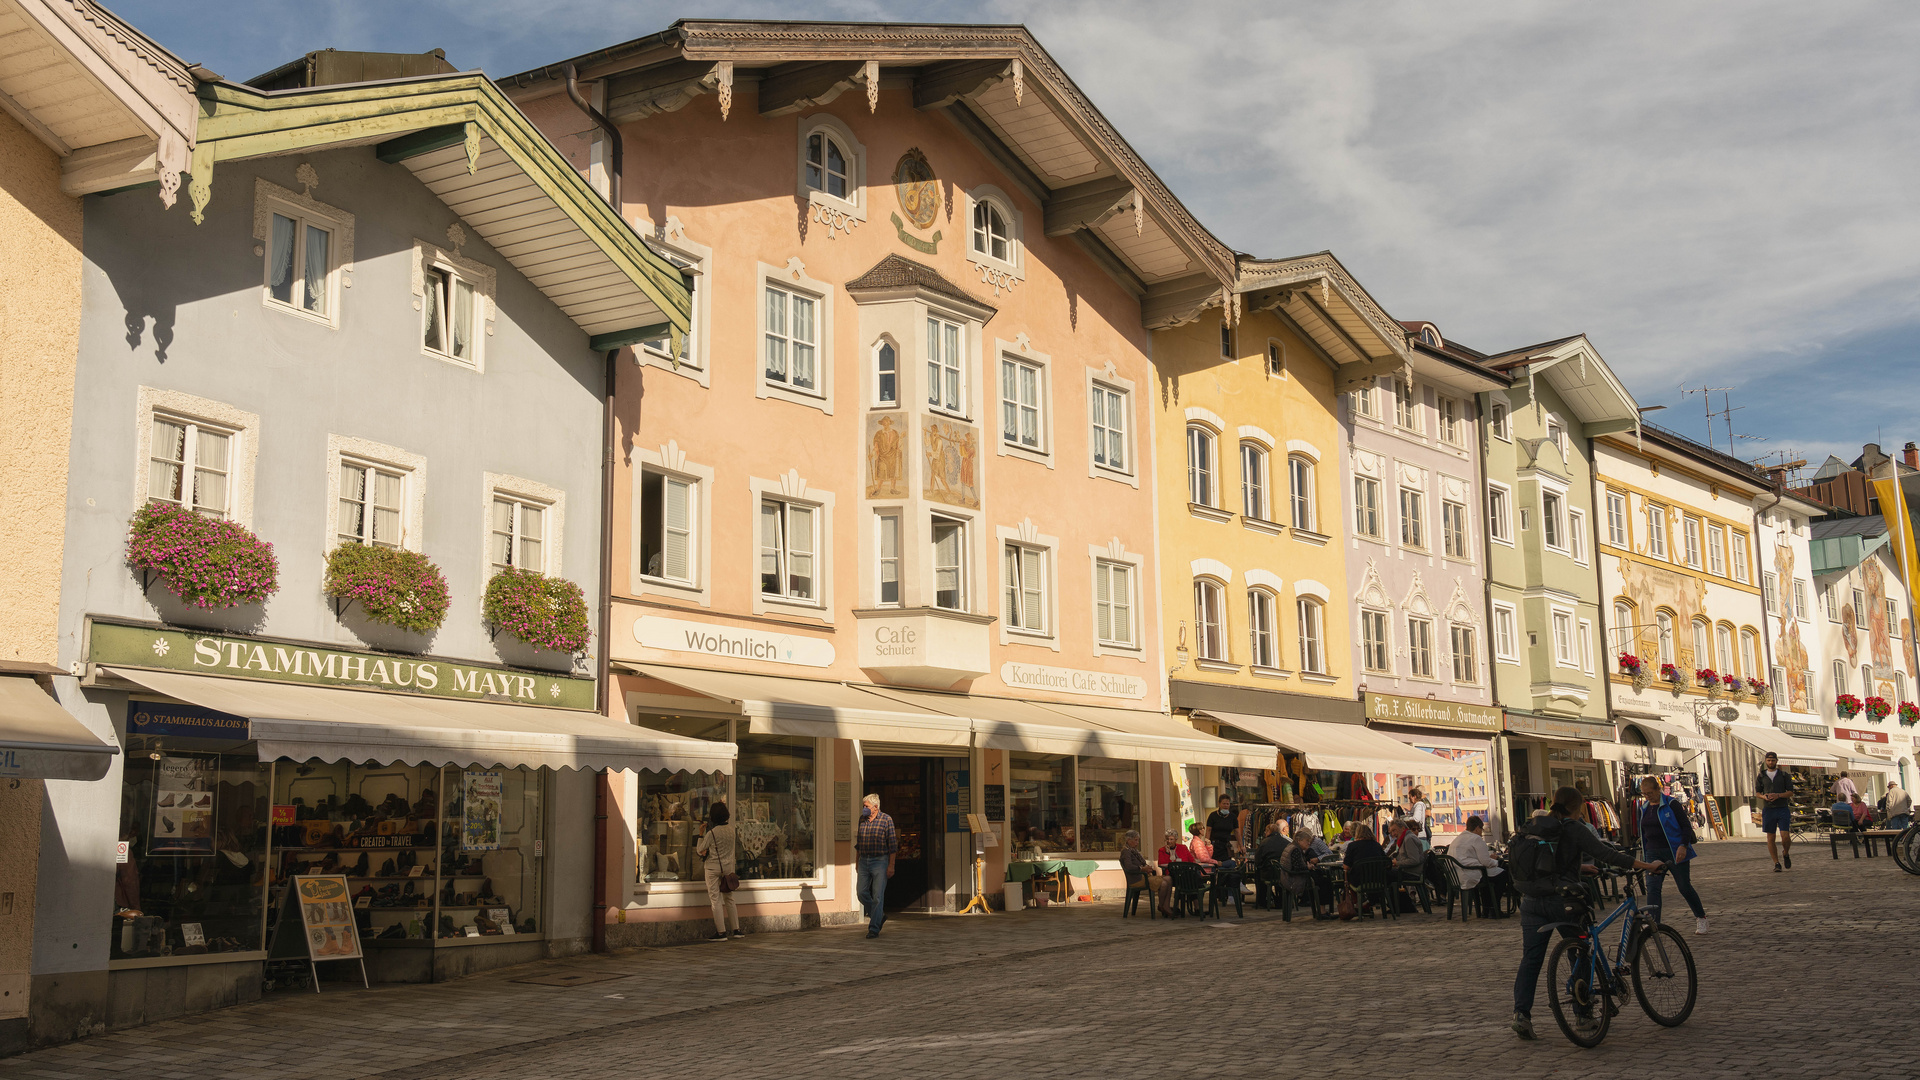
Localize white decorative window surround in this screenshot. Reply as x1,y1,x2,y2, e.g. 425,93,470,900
1237,425,1276,449
1086,363,1138,487
324,435,427,554
964,184,1026,295
1285,439,1321,462
996,519,1059,649
796,113,867,238
1089,538,1145,659
1487,481,1514,546
1184,405,1226,431
1245,569,1284,594
253,176,353,328
1190,558,1234,584
632,441,713,606
995,336,1051,467
632,215,712,384
484,471,566,587
1292,579,1331,603
756,258,836,414
410,237,498,371
749,470,836,623
133,388,260,526
1492,601,1520,662
871,334,902,408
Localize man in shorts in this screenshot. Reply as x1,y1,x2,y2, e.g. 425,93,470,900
1756,751,1795,870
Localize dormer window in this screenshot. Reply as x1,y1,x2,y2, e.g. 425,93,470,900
806,131,849,200
1418,326,1439,347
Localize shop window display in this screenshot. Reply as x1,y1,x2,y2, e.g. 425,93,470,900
1076,757,1138,851
635,714,730,884
113,734,270,960
733,735,817,881
1009,753,1074,850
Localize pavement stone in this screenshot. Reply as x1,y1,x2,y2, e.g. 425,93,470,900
2,839,1916,1078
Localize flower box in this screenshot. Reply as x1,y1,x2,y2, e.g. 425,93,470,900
126,502,279,609
1899,702,1920,727
483,568,591,654
1864,696,1893,721
324,544,450,634
1836,694,1863,720
1659,663,1683,683
1617,653,1644,676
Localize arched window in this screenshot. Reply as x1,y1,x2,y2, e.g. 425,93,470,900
1656,610,1674,666
1297,598,1326,674
805,130,849,199
1193,578,1226,661
1740,628,1759,676
1288,454,1316,531
1716,623,1735,674
1240,442,1269,520
874,340,897,405
1247,589,1277,669
971,199,1012,262
1187,425,1217,508
1612,600,1634,655
1692,618,1711,671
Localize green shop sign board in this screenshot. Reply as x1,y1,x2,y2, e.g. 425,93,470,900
89,621,596,711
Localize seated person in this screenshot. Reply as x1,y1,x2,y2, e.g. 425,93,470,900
1447,815,1505,915
1187,822,1218,868
1281,829,1336,915
1391,819,1427,877
1850,793,1875,830
1831,799,1857,832
1252,824,1291,909
1343,824,1388,865
1118,830,1170,916
1156,829,1193,868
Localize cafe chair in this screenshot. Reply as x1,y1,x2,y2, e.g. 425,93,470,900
1207,862,1244,920
1392,853,1434,915
1166,862,1208,918
1343,858,1397,921
1434,855,1474,922
1122,873,1156,919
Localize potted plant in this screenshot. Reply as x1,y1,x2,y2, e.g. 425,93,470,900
1620,652,1652,693
1723,673,1746,699
323,544,450,634
126,502,279,609
1696,667,1721,698
483,567,591,654
1836,694,1863,720
1750,679,1773,706
1660,662,1683,684
1864,695,1893,721
1899,702,1920,727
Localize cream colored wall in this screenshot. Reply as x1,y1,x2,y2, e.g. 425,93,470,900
1152,308,1352,697
0,110,82,668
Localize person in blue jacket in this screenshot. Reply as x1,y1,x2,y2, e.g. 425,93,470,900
1639,776,1707,935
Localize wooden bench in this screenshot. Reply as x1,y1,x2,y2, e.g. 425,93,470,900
1861,829,1902,857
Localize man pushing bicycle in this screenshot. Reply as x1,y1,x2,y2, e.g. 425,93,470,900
1508,786,1665,1041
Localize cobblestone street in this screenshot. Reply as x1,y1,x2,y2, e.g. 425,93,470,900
6,840,1916,1079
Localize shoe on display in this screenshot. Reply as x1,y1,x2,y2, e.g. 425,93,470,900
1696,918,1708,935
1510,1012,1535,1040
378,858,397,877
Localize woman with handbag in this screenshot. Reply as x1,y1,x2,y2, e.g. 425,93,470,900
696,801,743,941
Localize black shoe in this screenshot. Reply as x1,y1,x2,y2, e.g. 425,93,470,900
731,929,746,939
1511,1012,1536,1040
866,929,879,939
1773,863,1782,872
1783,853,1792,869
706,931,729,942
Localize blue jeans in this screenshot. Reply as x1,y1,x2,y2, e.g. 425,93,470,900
856,855,890,933
1889,814,1911,831
1644,848,1705,921
1514,894,1586,1016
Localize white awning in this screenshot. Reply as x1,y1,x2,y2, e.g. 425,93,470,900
1620,715,1720,752
104,668,732,774
1195,710,1464,777
1590,742,1686,767
1723,723,1838,768
622,665,972,748
1831,746,1896,775
858,688,1271,768
1029,701,1274,769
0,676,118,781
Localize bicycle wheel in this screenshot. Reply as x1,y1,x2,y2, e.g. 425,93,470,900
1631,923,1697,1026
1547,937,1612,1048
1895,826,1920,876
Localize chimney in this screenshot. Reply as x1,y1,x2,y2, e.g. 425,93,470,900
1766,466,1788,485
1904,442,1918,469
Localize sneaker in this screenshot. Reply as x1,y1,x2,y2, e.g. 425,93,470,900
1783,853,1792,869
1510,1012,1536,1040
731,929,746,939
1695,918,1708,935
706,931,729,942
1773,863,1782,873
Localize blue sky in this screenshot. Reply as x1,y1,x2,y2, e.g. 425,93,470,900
115,0,1920,475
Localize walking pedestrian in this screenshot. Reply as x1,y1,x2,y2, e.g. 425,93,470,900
1638,776,1707,935
1833,771,1858,804
1509,786,1665,1041
1885,782,1913,831
1756,751,1795,871
695,801,741,942
855,793,897,939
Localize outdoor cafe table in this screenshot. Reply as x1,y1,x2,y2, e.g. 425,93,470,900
1005,858,1101,903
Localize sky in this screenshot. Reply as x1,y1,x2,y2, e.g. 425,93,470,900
114,0,1920,476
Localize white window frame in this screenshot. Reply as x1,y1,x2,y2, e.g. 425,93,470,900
323,435,426,555
488,486,557,578
1393,377,1421,432
1194,578,1229,663
633,216,712,381
1265,339,1286,378
874,511,903,608
1793,578,1811,622
1438,396,1461,446
1399,487,1426,550
1834,659,1850,699
1407,616,1435,679
1854,589,1868,629
1731,532,1750,583
337,458,409,551
1763,572,1779,616
1646,504,1669,560
1090,545,1142,656
1552,609,1576,668
760,497,822,606
1352,382,1379,420
1361,608,1392,674
1605,491,1628,548
1824,585,1841,624
1288,454,1316,532
1612,600,1635,656
1489,401,1510,441
796,114,867,224
143,403,248,523
1492,602,1520,663
755,260,836,414
1354,476,1383,540
410,239,497,372
871,336,901,408
1741,629,1759,676
1487,482,1513,546
1569,507,1587,564
1247,588,1279,671
1706,522,1726,577
1296,598,1327,675
1541,488,1568,552
1087,374,1135,483
931,513,970,614
1578,619,1596,675
636,468,699,587
927,314,969,418
1717,624,1735,675
1187,424,1219,509
1888,597,1901,633
633,442,714,606
1451,624,1478,684
964,185,1025,283
253,178,352,329
1241,442,1270,521
748,474,835,621
1656,610,1675,665
1682,515,1702,569
1442,499,1469,559
997,353,1048,457
1002,541,1051,639
996,522,1059,648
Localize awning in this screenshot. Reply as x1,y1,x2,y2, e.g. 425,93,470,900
622,664,972,748
859,687,1271,768
1723,723,1837,768
1195,710,1464,777
1619,715,1719,752
1589,742,1686,767
0,676,118,781
104,668,732,773
1029,701,1273,769
1829,745,1896,775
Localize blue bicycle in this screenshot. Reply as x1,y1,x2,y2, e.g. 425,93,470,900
1545,870,1698,1047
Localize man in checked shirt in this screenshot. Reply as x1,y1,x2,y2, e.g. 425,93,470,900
855,793,898,938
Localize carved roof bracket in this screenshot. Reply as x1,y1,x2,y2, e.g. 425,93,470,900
758,60,869,117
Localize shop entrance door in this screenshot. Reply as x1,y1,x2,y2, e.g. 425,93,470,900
863,756,945,912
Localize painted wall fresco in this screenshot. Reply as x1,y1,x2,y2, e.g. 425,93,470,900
922,416,979,509
865,413,906,499
1773,542,1812,711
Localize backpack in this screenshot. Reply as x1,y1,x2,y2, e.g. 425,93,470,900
1508,815,1578,898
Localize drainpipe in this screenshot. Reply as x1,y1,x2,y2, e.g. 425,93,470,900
565,62,625,953
1476,390,1509,839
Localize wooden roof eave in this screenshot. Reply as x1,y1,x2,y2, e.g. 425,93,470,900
184,73,691,342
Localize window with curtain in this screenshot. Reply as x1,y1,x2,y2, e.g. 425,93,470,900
1000,357,1043,449
927,317,964,414
1194,578,1226,661
764,284,819,392
1094,560,1134,647
265,211,331,317
1247,589,1277,668
1297,599,1325,674
150,415,232,519
490,495,545,574
337,461,404,548
1407,617,1434,678
760,499,818,601
1187,426,1216,507
639,469,695,583
422,265,475,362
1003,543,1046,633
1089,383,1127,472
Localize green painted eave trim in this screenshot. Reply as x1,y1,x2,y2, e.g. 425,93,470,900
589,321,675,352
186,74,689,338
375,123,471,163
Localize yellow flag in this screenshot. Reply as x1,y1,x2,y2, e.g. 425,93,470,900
1873,477,1920,589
